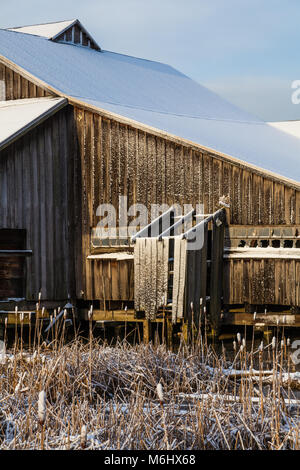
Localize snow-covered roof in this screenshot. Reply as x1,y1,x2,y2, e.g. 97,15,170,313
0,97,67,150
7,19,76,39
0,27,300,184
268,121,300,140
6,19,101,50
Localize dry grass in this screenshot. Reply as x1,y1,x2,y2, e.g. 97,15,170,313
0,318,300,450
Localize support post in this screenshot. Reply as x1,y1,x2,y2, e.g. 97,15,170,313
167,319,173,350
263,327,272,344
143,319,151,343
210,210,226,335
182,321,188,344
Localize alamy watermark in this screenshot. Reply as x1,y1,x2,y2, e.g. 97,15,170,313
291,80,300,104
94,197,207,250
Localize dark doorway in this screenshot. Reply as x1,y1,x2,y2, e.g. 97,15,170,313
0,229,26,299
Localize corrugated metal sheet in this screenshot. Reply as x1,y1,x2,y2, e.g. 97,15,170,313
0,28,300,182
0,97,67,149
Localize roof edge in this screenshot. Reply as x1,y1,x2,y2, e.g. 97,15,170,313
0,97,68,152
69,96,300,190
0,54,56,95
7,19,76,31
0,55,299,189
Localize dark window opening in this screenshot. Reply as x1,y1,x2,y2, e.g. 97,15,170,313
272,240,281,248
296,240,300,248
250,240,258,247
74,25,81,44
284,240,293,248
260,240,269,248
238,240,246,247
0,229,26,300
66,28,72,41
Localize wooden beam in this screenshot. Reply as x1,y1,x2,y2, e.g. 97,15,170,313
0,309,50,326
143,319,151,343
223,312,300,327
209,210,225,332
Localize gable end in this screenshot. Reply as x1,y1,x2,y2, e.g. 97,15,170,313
52,20,101,51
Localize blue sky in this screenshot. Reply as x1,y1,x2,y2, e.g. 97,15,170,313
1,0,300,121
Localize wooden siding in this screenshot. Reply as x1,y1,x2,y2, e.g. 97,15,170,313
0,105,78,301
74,107,300,301
88,258,134,301
134,238,169,319
0,229,26,298
0,63,53,100
224,257,300,306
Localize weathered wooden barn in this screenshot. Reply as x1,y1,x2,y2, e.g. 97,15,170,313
0,19,300,338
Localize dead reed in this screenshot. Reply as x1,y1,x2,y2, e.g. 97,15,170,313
0,319,299,450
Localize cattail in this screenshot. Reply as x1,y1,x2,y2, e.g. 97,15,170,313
5,317,7,328
203,306,206,314
264,308,267,315
253,312,257,321
200,297,203,305
237,332,241,344
14,378,22,394
88,308,93,321
283,315,286,324
190,301,194,311
0,341,6,365
281,340,284,349
63,309,67,320
81,424,87,449
156,383,164,402
20,312,24,323
240,344,244,352
42,307,45,318
124,305,128,312
287,338,291,347
15,372,26,394
242,338,246,348
272,336,276,350
259,341,263,353
233,340,236,351
38,390,46,425
38,291,42,302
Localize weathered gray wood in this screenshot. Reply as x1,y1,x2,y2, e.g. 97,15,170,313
0,106,76,301
210,210,226,331
172,238,187,323
134,238,169,319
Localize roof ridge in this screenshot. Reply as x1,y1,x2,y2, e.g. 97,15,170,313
6,19,76,30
